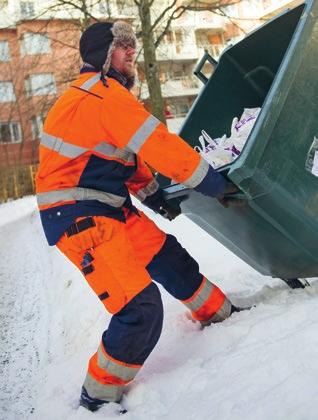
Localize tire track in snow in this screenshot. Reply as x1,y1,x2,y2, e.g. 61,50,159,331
0,211,50,420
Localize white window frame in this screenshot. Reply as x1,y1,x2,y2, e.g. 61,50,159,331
21,32,51,55
117,0,135,14
31,115,44,140
25,73,57,97
99,2,108,13
0,1,9,9
0,40,10,62
20,1,34,19
0,81,15,102
0,122,22,144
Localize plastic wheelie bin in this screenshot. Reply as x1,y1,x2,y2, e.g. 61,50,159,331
161,0,318,282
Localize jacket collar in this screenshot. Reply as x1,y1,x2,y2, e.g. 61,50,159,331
80,64,133,90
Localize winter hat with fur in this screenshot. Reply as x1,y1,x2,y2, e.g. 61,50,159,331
79,21,137,74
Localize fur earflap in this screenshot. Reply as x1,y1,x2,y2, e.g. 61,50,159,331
102,21,136,75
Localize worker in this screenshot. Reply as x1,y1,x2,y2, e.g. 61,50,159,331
36,21,243,413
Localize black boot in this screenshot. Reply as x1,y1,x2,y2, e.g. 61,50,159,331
79,387,127,414
79,386,109,412
230,304,252,314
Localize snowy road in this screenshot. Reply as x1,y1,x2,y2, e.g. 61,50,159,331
1,197,318,420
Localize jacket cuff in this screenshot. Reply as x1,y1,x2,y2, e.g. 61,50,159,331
194,165,227,197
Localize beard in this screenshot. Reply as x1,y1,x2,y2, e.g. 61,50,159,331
120,63,136,90
122,62,136,79
125,75,135,90
107,66,135,90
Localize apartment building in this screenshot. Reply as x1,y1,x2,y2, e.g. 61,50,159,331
0,16,80,165
260,0,304,18
0,0,299,167
136,9,229,119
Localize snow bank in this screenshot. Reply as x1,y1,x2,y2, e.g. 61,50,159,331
1,197,317,420
0,195,37,228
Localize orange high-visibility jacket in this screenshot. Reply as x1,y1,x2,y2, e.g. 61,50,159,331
36,72,226,245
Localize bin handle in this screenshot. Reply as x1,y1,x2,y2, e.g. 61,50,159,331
162,184,248,203
162,184,190,200
194,51,218,85
224,192,247,201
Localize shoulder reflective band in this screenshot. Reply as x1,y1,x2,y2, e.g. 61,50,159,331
41,132,88,158
41,132,134,163
182,157,209,189
36,187,126,208
97,345,141,382
80,73,101,91
135,179,159,201
126,115,160,153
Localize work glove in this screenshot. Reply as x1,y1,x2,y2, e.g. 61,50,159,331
217,182,246,208
158,198,181,221
143,188,182,220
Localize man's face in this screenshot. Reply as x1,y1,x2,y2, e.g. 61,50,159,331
111,45,136,78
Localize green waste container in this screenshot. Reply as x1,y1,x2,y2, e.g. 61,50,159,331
162,1,318,279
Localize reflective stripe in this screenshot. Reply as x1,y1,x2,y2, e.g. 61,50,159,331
135,179,159,201
113,148,135,163
97,346,140,382
183,157,209,189
93,142,135,163
41,132,88,158
183,278,213,312
200,298,232,325
80,73,101,91
92,141,116,156
37,187,126,207
83,372,124,402
126,115,160,153
41,132,135,163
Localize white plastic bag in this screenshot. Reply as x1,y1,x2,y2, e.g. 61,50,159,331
194,107,261,169
194,130,232,168
230,108,261,150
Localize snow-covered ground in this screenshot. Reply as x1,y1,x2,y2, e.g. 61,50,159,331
1,196,318,420
166,117,184,133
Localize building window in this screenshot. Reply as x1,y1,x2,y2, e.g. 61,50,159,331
0,40,10,61
115,0,134,14
0,1,9,8
20,1,34,19
99,2,109,13
0,81,15,102
0,122,22,144
31,115,44,140
224,3,239,17
25,74,56,96
21,33,51,55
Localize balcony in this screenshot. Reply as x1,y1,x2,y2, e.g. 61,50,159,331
260,0,304,19
170,10,225,30
98,2,136,18
198,43,227,60
139,76,200,100
137,42,227,68
137,42,199,63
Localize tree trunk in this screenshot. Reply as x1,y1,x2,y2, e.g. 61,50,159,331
138,0,166,124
